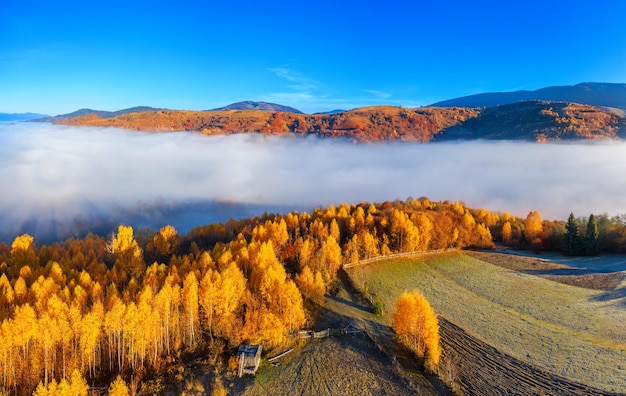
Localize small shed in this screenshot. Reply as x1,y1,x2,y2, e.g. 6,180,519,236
237,344,262,377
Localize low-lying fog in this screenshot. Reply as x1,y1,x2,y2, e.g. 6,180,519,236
1,121,625,242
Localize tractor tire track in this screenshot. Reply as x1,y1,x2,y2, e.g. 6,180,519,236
439,318,621,395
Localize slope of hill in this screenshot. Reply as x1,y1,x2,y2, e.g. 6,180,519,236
56,106,480,142
432,82,626,110
212,101,303,114
36,106,162,122
434,101,626,142
54,102,626,142
0,112,49,121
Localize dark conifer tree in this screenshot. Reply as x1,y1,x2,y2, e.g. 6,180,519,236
562,213,582,256
583,214,600,256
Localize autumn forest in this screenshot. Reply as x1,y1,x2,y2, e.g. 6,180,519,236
1,198,626,394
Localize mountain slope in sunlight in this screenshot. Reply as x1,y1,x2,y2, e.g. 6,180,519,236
54,102,626,142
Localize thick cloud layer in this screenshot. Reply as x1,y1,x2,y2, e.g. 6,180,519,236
1,122,625,240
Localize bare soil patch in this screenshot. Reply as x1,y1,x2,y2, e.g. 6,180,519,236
541,272,625,290
466,250,568,272
468,250,625,290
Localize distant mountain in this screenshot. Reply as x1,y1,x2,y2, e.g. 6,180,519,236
0,112,49,121
432,82,626,110
314,109,346,115
35,106,161,122
212,101,303,114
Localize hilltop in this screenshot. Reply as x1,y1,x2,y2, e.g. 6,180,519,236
211,101,303,113
54,102,626,142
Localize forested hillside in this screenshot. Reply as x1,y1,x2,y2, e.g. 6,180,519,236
53,102,626,142
0,198,496,395
55,106,478,142
2,198,626,394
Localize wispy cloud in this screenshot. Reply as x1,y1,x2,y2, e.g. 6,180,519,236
264,68,424,113
269,67,319,92
362,89,391,99
259,92,318,105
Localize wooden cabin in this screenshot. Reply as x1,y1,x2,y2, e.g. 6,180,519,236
237,344,262,377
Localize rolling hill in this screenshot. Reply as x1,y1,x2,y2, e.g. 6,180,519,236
55,106,480,142
433,101,625,142
431,82,626,110
37,82,626,142
54,101,626,142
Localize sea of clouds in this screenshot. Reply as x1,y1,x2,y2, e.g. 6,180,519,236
1,121,625,241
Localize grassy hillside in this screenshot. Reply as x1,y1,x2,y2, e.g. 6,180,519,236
346,251,626,392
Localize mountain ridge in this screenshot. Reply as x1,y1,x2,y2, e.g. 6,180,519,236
431,82,626,110
54,101,626,142
0,112,49,121
32,81,626,142
35,106,163,122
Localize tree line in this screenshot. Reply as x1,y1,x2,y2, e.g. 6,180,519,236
496,210,624,255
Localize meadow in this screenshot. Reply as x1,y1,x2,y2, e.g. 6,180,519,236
347,251,626,392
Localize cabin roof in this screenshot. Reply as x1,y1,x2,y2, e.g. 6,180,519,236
237,344,261,357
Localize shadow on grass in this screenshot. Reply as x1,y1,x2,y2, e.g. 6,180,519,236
326,294,373,313
589,286,626,307
524,268,595,275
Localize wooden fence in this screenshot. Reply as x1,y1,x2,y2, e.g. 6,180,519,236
342,248,457,270
298,329,330,339
296,325,362,340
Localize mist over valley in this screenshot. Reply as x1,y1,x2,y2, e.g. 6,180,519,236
2,121,626,242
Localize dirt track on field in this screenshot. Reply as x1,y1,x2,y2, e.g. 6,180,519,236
439,318,620,395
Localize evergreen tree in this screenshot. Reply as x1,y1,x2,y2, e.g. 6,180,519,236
583,214,600,256
562,213,582,256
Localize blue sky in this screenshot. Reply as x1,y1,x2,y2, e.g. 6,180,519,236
1,0,625,115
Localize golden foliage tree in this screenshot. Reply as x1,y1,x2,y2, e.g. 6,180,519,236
501,221,512,245
524,210,543,243
182,272,200,347
108,375,130,396
295,265,325,303
148,225,179,259
11,234,34,255
392,290,441,372
108,225,139,256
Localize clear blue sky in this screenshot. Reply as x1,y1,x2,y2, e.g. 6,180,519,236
1,0,625,115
